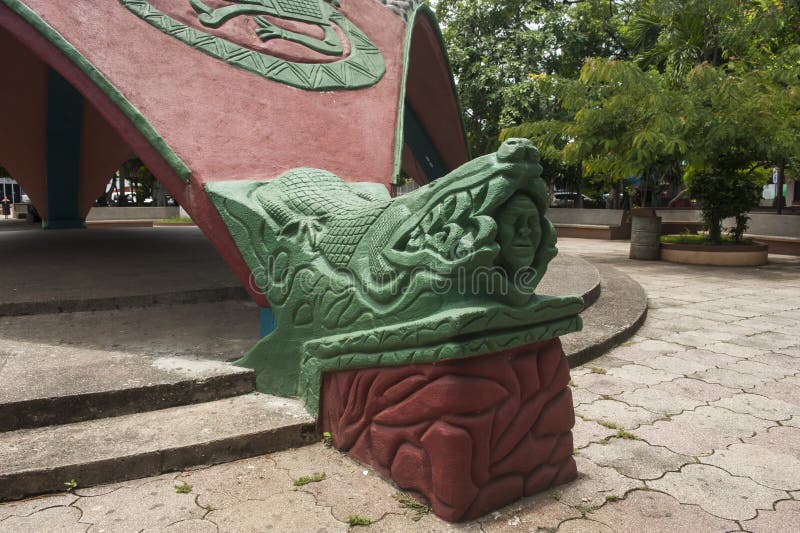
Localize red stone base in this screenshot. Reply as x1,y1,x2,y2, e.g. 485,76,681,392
319,337,577,522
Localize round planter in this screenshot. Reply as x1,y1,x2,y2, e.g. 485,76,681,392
661,242,768,266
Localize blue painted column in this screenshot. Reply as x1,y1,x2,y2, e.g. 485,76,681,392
45,68,84,229
260,307,277,337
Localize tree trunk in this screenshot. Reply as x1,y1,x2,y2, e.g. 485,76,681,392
776,162,785,215
708,217,722,243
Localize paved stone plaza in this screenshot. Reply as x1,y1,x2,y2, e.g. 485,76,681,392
1,238,799,532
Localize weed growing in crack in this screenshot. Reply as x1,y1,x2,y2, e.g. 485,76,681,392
174,482,193,494
347,515,372,526
394,492,430,521
605,495,620,502
589,367,607,375
64,480,78,492
575,503,599,517
598,420,619,430
322,431,334,447
293,472,327,486
615,429,639,440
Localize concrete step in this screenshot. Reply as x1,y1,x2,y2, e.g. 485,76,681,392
539,253,601,308
0,392,316,501
562,264,648,367
0,286,249,317
0,341,256,431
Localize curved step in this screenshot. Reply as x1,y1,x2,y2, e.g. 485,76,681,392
539,253,602,308
563,264,648,367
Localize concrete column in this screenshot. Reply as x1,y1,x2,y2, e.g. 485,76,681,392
45,68,84,229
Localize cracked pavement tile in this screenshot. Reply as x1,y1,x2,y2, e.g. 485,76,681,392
557,517,615,532
0,506,86,533
652,377,738,402
0,494,77,522
721,359,796,381
648,463,787,521
554,456,643,509
72,477,204,531
479,494,580,532
635,406,772,456
176,456,287,510
710,392,799,422
571,387,602,406
572,417,617,449
588,489,737,532
606,364,681,386
743,425,800,458
636,354,714,376
362,512,481,532
141,518,217,532
580,438,694,480
614,387,703,415
741,498,800,533
283,447,402,523
701,443,800,491
575,399,662,430
205,490,346,532
668,348,740,368
571,373,641,396
688,367,769,390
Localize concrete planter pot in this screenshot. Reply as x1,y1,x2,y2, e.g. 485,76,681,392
661,242,768,266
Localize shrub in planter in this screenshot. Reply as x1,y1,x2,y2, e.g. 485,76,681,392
685,168,764,243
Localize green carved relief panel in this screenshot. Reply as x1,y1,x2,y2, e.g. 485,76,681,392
118,1,385,90
207,138,583,414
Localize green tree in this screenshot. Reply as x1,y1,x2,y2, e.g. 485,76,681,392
435,0,632,155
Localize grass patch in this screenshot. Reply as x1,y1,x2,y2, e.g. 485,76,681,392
394,492,430,521
598,420,619,430
293,472,326,486
174,482,193,494
615,429,639,440
347,515,372,526
575,503,599,517
157,217,194,224
588,367,607,375
660,234,753,246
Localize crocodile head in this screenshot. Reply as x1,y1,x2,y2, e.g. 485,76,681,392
206,138,583,414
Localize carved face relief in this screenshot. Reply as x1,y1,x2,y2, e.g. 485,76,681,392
206,138,583,414
496,194,541,273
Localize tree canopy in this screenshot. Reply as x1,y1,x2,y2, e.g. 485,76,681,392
437,0,800,183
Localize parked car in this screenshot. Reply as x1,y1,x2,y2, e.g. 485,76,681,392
550,192,601,208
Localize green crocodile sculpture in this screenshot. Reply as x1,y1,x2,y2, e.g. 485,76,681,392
207,138,583,415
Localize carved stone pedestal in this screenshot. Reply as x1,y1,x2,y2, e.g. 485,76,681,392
319,337,577,522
